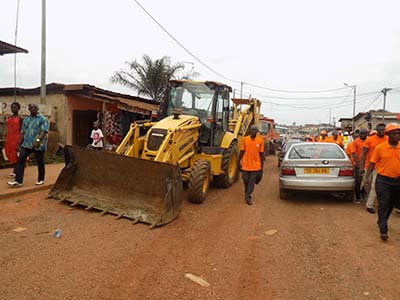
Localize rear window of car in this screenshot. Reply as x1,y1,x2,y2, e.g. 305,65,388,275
283,141,300,151
288,144,346,159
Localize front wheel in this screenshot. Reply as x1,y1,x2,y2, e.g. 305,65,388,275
214,142,238,188
188,160,211,204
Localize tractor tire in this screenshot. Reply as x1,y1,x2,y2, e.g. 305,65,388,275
270,143,276,155
215,142,238,188
279,188,290,199
264,142,269,157
188,159,211,204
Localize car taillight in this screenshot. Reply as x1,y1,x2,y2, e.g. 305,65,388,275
339,167,353,176
281,167,296,176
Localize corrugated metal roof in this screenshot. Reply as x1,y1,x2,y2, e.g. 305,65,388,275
0,82,160,115
0,40,28,56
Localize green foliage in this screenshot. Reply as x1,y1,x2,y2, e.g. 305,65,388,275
111,55,184,102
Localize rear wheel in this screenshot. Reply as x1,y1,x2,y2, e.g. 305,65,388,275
188,160,211,204
215,142,238,188
279,188,290,199
343,191,354,202
264,142,269,157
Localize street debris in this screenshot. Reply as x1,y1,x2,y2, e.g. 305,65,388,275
53,229,61,238
265,229,278,236
184,273,210,287
12,227,28,233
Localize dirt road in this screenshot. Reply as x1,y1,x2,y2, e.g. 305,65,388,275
1,156,400,300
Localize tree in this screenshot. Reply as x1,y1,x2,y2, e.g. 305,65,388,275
111,55,184,102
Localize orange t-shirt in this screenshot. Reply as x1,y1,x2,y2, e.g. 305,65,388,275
370,141,400,178
351,137,366,161
363,135,388,167
325,135,343,147
345,141,355,165
240,136,264,171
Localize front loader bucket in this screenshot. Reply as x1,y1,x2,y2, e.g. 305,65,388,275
49,145,183,227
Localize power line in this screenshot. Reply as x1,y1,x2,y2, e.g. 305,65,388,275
133,0,241,84
133,0,354,94
360,93,382,112
234,87,380,101
244,82,348,94
259,92,382,110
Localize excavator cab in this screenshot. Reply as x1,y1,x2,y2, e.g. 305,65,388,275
166,80,232,147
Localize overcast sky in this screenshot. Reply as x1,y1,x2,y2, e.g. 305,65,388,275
1,0,400,125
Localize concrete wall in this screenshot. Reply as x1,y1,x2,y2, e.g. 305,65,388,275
354,114,399,130
1,93,68,144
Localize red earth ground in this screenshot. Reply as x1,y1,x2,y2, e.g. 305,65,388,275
1,156,400,300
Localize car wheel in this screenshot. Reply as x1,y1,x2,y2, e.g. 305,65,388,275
279,188,289,199
343,191,354,202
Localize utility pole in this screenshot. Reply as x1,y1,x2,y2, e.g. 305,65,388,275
14,0,21,101
240,82,243,98
381,87,392,121
40,0,46,104
344,83,356,130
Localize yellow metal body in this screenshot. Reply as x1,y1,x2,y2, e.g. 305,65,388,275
116,97,262,182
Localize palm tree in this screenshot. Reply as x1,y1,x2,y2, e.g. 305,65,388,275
111,55,184,102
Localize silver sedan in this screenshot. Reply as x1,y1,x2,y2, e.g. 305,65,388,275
279,142,355,200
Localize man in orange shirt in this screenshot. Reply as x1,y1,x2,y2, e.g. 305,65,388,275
317,130,328,142
364,123,400,241
360,123,388,213
351,128,368,202
325,130,343,148
345,131,359,166
239,125,264,205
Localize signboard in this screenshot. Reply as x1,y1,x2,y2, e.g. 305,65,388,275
0,101,52,117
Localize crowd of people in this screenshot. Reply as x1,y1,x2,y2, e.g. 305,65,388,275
312,123,400,241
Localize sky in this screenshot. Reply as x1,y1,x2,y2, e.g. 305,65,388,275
1,0,400,125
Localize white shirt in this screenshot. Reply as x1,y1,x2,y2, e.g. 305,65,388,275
91,129,104,148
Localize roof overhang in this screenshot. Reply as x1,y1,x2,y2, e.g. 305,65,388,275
0,40,28,56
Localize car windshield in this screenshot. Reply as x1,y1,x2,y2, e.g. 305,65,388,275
288,144,345,159
168,82,215,123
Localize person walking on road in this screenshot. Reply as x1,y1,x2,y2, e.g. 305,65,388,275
239,125,264,205
317,130,328,142
351,129,368,203
4,102,23,177
364,123,400,241
7,103,49,187
360,123,388,214
325,130,343,148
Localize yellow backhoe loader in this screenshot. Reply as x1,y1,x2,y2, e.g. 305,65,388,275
50,80,261,227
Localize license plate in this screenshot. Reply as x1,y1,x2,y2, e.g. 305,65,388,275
304,168,330,174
